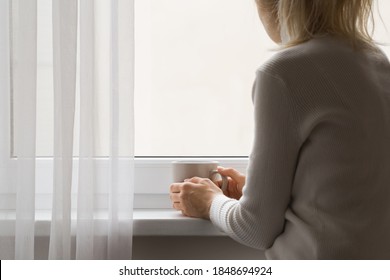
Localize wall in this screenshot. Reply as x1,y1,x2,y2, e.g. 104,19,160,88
26,236,265,260
132,237,265,260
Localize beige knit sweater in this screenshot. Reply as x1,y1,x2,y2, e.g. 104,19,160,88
210,36,390,259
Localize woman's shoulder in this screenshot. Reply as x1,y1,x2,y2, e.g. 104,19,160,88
257,36,340,77
257,35,388,79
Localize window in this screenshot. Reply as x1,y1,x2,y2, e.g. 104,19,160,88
134,0,273,156
12,0,390,158
22,0,274,158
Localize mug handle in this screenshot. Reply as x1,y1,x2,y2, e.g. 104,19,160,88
210,170,228,192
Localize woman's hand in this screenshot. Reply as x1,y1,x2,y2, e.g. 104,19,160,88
216,167,246,200
170,177,223,219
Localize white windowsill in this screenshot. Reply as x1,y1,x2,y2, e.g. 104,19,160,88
0,208,226,237
133,209,225,236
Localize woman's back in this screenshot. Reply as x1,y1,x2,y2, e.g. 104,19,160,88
261,35,390,259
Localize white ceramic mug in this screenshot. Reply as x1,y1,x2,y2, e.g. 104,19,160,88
172,161,228,191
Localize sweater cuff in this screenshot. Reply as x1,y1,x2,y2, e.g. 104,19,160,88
210,194,238,233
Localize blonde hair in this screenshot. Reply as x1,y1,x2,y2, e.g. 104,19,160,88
258,0,375,49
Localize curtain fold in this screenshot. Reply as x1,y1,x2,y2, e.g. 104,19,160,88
12,0,38,260
49,0,78,260
0,0,135,260
76,0,96,260
0,0,15,260
107,0,135,260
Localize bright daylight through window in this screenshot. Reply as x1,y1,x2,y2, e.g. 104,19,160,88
13,0,390,157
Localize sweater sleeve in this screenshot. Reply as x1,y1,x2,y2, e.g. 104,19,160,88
210,70,301,250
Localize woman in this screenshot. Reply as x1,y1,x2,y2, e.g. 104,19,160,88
170,0,390,259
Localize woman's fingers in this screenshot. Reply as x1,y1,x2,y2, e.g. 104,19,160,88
170,183,182,193
218,167,246,187
169,181,203,204
169,179,221,219
172,202,181,210
170,184,183,211
170,192,180,202
185,176,211,184
217,167,244,182
216,167,245,200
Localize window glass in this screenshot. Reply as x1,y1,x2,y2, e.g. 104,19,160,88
21,0,390,157
134,0,273,156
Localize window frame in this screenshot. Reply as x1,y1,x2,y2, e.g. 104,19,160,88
1,156,249,210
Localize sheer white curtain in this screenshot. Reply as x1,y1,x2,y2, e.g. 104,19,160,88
0,0,135,260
